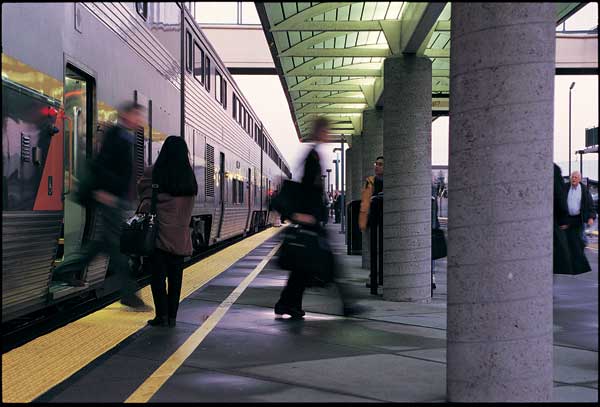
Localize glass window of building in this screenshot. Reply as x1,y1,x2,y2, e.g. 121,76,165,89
136,2,148,20
147,3,181,61
240,2,260,24
194,2,238,24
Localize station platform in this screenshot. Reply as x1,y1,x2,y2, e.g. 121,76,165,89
3,222,598,403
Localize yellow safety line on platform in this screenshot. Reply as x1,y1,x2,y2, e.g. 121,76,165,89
2,227,282,403
125,242,281,403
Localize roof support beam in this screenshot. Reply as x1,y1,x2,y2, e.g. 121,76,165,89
293,97,367,104
290,84,364,92
288,77,371,92
401,2,447,53
281,45,391,58
272,20,384,32
424,48,450,58
284,68,382,77
270,3,354,31
296,106,366,114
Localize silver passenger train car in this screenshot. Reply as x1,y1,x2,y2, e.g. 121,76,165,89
1,2,291,322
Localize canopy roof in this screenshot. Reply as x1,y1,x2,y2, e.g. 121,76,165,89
256,2,583,142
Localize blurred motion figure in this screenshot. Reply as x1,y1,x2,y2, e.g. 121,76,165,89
52,102,148,309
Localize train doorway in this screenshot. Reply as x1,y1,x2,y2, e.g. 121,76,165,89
61,65,96,273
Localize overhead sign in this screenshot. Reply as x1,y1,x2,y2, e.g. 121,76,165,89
586,127,598,147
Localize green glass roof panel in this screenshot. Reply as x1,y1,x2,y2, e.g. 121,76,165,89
258,2,583,142
349,3,364,21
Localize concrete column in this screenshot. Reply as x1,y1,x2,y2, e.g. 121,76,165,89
447,3,555,402
382,55,432,302
361,109,384,269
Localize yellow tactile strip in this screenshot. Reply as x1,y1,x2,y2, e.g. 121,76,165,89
2,227,282,403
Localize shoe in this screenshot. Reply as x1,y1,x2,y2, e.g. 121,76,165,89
147,317,168,327
274,303,305,318
168,318,177,328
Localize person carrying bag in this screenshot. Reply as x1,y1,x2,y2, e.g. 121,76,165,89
138,136,197,328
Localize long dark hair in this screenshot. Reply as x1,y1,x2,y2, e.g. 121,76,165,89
153,135,198,197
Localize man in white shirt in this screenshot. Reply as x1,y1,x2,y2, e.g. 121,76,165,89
562,171,595,274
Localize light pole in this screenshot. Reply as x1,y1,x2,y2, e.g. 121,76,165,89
333,159,340,192
569,81,575,176
334,140,346,233
326,168,332,193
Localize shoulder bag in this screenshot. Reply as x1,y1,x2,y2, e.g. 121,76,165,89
120,184,159,256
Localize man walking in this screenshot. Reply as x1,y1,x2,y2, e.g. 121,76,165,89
562,170,595,274
53,101,149,308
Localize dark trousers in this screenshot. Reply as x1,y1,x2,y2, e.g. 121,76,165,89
278,268,306,309
148,248,185,319
565,215,591,275
53,204,137,297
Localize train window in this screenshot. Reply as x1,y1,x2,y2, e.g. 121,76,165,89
206,143,215,197
232,94,237,120
136,3,148,20
239,180,244,203
222,80,227,109
193,42,204,83
232,178,238,204
215,71,222,104
205,56,211,91
186,31,193,73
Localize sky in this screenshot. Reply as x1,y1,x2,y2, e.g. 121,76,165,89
231,2,598,184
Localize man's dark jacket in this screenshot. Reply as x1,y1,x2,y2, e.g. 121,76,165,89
78,124,133,205
563,182,596,224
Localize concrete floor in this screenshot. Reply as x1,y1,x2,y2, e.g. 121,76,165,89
37,223,598,402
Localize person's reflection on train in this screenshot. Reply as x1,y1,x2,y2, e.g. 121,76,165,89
53,101,149,309
139,136,197,328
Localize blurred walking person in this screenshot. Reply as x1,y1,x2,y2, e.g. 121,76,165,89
53,101,148,308
140,136,197,327
273,117,329,318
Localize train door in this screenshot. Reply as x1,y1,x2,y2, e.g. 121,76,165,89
61,65,95,273
216,151,225,238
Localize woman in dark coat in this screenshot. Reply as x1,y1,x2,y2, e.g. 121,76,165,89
138,136,198,327
274,117,329,318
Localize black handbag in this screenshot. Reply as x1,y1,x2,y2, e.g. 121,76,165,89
120,184,159,256
278,225,334,287
432,228,447,260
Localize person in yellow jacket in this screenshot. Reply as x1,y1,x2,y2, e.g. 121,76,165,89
359,156,384,232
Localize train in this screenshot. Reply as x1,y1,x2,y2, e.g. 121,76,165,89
1,2,291,322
